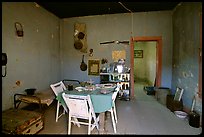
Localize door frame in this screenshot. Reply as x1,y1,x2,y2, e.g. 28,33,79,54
130,36,162,99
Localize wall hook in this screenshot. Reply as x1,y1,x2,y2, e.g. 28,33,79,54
15,22,24,37
89,48,93,57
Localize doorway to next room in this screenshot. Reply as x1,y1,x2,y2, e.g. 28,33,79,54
130,36,162,99
134,41,156,99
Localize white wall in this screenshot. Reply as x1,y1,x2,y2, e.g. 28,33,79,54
60,11,173,88
2,3,174,110
2,2,61,110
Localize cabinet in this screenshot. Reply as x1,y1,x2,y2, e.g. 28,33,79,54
100,73,130,101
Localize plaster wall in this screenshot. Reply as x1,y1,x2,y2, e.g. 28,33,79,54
60,11,173,87
172,2,202,110
2,2,61,110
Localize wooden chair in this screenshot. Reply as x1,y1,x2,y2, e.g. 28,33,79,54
50,81,67,122
62,93,99,134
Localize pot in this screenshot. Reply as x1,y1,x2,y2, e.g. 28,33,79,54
25,88,36,95
68,84,73,91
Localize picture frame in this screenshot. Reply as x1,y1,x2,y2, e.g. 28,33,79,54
88,59,100,76
134,50,143,58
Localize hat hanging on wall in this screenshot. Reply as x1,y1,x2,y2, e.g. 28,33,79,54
15,22,24,37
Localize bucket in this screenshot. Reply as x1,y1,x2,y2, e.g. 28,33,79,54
155,87,170,106
189,111,200,128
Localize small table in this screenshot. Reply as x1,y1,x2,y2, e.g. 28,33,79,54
56,87,116,134
14,88,55,110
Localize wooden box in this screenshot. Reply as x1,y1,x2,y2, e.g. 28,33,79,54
2,109,44,134
166,95,183,112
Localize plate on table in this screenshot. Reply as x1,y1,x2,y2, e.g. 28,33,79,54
100,89,112,94
75,87,86,92
101,83,116,88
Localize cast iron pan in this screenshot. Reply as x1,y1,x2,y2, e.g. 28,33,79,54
80,55,87,71
78,32,85,39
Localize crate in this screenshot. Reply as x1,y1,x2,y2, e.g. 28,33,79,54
2,109,44,134
166,95,183,112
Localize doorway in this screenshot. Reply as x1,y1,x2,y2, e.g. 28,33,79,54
130,36,162,99
134,41,156,85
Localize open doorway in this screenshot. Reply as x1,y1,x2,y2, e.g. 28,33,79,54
130,36,162,99
134,41,157,98
134,41,156,85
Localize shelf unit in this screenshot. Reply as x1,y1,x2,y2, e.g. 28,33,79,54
100,73,130,101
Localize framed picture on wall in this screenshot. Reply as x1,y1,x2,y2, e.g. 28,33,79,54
88,59,100,76
134,50,143,58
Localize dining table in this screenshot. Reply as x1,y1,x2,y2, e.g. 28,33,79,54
56,84,117,134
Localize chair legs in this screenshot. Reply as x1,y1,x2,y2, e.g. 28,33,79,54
113,103,118,123
56,101,66,122
68,114,71,134
67,112,99,135
88,112,92,135
110,108,117,133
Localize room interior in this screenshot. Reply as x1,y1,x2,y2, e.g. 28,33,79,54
2,2,202,134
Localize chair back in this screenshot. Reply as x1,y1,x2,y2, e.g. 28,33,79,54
62,93,95,119
174,87,184,101
50,81,67,96
112,89,119,102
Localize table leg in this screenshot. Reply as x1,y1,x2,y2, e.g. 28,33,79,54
98,112,107,134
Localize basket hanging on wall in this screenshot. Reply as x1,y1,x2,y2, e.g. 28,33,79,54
74,22,87,53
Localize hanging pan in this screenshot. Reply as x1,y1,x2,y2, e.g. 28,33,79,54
80,55,87,71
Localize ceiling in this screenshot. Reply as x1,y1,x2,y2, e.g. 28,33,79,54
36,2,180,19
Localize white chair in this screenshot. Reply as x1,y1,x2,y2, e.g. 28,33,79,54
107,87,119,133
50,81,67,122
62,93,99,135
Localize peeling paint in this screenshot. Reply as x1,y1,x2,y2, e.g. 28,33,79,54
178,78,181,83
194,87,198,92
182,71,189,78
16,80,21,86
190,72,194,77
